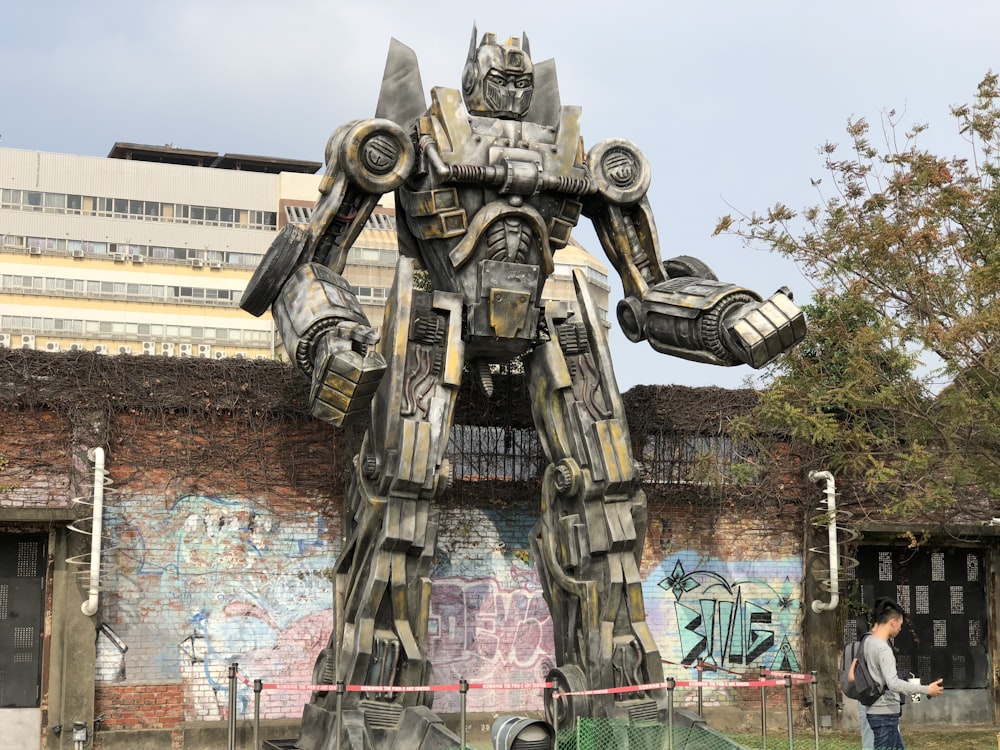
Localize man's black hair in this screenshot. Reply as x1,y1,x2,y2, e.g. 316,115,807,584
873,596,905,624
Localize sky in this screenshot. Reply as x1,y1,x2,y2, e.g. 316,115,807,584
4,0,998,390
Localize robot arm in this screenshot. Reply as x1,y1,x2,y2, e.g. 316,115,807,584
583,139,666,299
241,118,415,317
622,277,805,368
585,139,806,369
309,119,415,272
239,119,413,425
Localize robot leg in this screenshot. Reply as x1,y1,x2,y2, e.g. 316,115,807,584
298,259,466,750
527,271,667,728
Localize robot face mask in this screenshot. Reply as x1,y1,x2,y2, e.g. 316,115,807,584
461,29,533,120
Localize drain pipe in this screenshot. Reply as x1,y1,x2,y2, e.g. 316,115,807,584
808,470,839,613
81,447,106,617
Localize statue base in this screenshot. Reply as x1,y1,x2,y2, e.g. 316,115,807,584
295,701,462,750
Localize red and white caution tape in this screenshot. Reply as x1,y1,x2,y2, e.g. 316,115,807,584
234,669,813,698
234,670,553,694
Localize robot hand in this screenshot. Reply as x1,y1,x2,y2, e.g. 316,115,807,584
719,287,805,368
618,277,806,368
266,261,388,427
308,321,387,427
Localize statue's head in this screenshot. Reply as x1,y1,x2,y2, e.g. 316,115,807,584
461,27,533,120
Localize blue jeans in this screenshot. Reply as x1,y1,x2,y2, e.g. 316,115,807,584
867,712,904,750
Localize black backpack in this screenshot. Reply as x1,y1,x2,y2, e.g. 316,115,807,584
839,633,886,706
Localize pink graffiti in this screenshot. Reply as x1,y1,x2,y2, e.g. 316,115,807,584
428,576,554,712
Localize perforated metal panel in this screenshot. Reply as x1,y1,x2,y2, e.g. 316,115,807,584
846,546,988,689
0,533,46,707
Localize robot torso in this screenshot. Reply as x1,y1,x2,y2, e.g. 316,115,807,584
397,87,594,361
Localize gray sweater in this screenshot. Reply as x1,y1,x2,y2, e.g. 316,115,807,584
863,635,931,715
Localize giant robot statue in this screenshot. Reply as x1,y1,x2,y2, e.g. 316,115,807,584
242,28,805,750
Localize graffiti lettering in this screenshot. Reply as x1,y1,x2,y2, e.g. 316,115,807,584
653,556,801,673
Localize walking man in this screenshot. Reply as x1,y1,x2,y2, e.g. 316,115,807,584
864,598,944,749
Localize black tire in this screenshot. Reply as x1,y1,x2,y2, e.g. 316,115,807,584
239,224,311,316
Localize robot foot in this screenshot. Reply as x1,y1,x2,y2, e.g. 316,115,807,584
297,701,462,750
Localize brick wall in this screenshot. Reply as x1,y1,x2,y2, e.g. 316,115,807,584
0,409,74,510
94,683,185,731
0,392,806,740
642,489,804,711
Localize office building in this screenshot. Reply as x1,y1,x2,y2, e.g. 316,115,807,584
0,143,609,360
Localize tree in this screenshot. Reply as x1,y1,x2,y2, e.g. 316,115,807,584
716,72,1000,515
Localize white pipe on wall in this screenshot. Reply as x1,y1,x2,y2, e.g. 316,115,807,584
81,447,105,617
808,470,839,614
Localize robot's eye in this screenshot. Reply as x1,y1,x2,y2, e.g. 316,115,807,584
514,76,532,89
486,71,507,86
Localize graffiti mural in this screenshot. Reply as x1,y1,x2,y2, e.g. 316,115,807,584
428,577,553,712
102,493,338,720
99,494,805,719
645,552,803,683
428,507,554,712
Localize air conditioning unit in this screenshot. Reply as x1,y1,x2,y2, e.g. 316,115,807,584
213,350,227,360
21,334,36,349
112,252,127,262
178,343,192,357
161,342,175,356
234,351,247,359
197,344,212,358
28,246,43,256
190,259,205,268
0,334,9,348
71,249,85,259
117,345,132,355
131,254,145,264
69,342,84,351
94,344,109,355
45,341,61,352
141,342,156,355
208,261,223,269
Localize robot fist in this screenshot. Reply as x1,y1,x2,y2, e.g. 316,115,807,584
622,277,806,368
722,287,806,368
309,322,387,427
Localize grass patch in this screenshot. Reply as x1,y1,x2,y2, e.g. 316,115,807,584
729,726,999,749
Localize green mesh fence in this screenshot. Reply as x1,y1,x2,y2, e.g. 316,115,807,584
556,717,748,750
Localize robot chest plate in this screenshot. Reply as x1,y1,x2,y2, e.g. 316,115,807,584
401,140,582,265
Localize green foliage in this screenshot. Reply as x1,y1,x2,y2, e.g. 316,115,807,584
719,72,1000,515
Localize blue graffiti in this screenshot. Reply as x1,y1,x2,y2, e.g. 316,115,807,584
653,556,802,671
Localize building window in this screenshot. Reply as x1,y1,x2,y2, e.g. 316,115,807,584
44,193,66,211
2,188,276,232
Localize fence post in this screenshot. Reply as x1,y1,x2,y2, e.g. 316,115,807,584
459,678,468,750
810,671,819,750
784,674,794,750
759,667,767,750
253,678,262,750
227,663,238,750
666,677,675,750
335,680,345,750
696,661,704,717
552,688,560,750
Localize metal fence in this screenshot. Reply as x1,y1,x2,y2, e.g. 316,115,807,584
232,664,821,750
446,425,753,486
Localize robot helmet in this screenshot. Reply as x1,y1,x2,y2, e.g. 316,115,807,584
461,26,533,120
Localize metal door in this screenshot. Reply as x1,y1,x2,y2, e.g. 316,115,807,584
846,545,989,688
0,533,46,707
